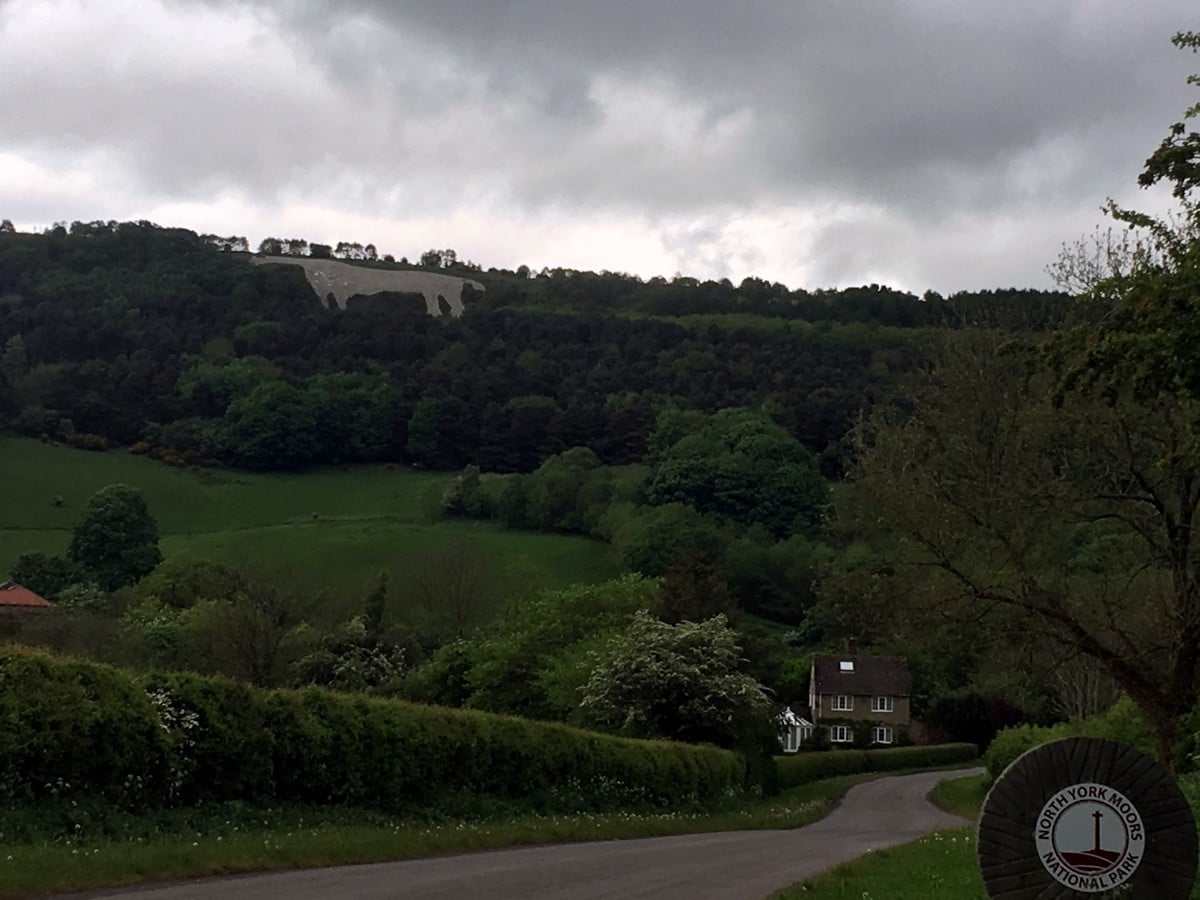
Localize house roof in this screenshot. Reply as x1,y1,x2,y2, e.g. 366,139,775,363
0,581,52,608
812,654,911,697
777,706,813,727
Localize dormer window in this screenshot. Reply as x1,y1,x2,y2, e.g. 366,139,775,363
840,660,855,672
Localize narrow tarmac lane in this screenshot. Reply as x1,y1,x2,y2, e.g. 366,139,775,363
76,768,981,900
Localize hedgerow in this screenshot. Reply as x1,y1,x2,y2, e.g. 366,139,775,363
983,696,1155,781
0,646,744,814
775,743,979,790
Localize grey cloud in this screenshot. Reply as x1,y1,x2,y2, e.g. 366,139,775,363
4,0,1198,289
227,1,1196,217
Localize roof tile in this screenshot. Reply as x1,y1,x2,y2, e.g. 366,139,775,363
812,654,911,697
0,582,53,608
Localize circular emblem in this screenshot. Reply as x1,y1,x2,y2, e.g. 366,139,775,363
1033,781,1144,893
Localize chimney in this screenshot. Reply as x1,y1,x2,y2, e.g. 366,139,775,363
847,637,858,656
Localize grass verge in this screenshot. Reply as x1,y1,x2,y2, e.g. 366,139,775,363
0,774,887,899
771,828,983,900
927,772,988,820
772,772,989,900
777,771,1200,900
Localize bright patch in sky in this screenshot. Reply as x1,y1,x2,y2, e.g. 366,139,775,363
0,0,1195,293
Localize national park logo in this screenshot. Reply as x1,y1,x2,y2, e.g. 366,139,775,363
1033,782,1145,893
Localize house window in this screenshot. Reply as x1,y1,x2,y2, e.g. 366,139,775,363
830,725,853,743
839,660,855,672
873,726,894,745
871,696,894,713
831,694,853,711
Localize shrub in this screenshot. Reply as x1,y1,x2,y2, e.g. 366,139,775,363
0,648,170,808
984,697,1155,782
65,432,110,451
984,724,1054,782
775,743,979,790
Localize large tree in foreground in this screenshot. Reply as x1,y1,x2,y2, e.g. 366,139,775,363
836,334,1200,762
836,32,1200,762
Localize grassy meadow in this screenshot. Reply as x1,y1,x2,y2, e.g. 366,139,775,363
0,438,619,592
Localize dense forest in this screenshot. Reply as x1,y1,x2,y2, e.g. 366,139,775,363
0,218,1100,750
0,220,1074,477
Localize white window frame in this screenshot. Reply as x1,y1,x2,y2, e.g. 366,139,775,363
872,726,894,745
871,696,894,713
782,728,798,753
831,694,853,712
830,724,853,743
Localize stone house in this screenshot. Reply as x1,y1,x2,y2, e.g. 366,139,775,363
808,654,912,746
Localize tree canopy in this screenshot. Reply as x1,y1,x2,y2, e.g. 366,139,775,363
68,483,162,591
643,407,829,538
581,610,771,747
833,33,1200,762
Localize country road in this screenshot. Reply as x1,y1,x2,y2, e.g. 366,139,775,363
72,768,981,900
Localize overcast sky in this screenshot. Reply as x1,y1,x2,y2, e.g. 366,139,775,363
1,1,1196,294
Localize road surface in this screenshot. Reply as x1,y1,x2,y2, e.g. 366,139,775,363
73,768,980,900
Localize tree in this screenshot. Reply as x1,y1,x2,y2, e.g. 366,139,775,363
176,570,313,685
830,33,1200,764
619,502,726,577
394,540,494,645
67,484,162,591
289,615,406,692
1,334,28,383
654,554,736,625
521,447,611,532
406,394,447,468
9,552,83,600
644,407,829,538
461,574,658,721
219,380,319,469
580,610,772,747
133,559,248,610
442,465,490,519
836,332,1200,762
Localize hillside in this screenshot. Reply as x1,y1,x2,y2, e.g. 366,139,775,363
0,220,1073,479
0,438,617,597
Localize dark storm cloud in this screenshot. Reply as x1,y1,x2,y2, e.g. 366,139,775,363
249,1,1196,216
2,0,1197,290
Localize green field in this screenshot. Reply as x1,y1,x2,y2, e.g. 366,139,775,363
0,438,619,591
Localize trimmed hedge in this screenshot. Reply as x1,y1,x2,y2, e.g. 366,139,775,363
775,743,979,790
0,646,744,813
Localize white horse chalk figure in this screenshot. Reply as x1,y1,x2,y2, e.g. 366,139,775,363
251,256,484,317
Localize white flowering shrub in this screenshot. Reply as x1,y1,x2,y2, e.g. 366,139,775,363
145,687,201,801
581,610,772,747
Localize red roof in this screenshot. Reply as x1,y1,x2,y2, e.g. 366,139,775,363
0,582,52,608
